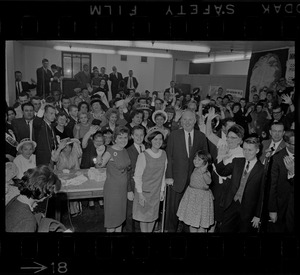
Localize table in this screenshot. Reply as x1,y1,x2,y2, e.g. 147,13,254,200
55,169,106,221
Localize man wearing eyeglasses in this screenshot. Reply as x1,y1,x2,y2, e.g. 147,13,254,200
263,97,294,139
268,130,295,233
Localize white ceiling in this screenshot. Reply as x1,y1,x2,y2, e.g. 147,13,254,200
18,40,294,62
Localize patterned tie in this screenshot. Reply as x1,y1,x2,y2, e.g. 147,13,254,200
188,133,192,157
243,161,250,177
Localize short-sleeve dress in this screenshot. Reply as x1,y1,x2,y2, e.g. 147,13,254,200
177,168,214,229
104,146,131,228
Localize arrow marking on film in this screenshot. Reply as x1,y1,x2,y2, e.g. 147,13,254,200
21,261,47,273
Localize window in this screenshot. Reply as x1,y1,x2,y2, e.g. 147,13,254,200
62,52,92,78
120,55,127,61
141,56,148,63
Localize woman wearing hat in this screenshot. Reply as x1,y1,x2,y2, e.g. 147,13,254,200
88,97,108,127
132,128,167,232
137,103,154,131
148,110,170,140
164,107,180,132
13,138,37,179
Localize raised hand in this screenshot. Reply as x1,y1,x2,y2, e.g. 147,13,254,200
281,94,292,105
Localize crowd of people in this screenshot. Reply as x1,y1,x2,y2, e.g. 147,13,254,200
5,61,295,233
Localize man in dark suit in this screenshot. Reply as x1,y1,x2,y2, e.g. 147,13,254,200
125,125,145,232
58,96,71,117
268,130,294,233
124,70,138,91
74,64,92,90
258,122,286,232
165,81,181,98
36,58,53,98
33,103,58,166
11,102,36,142
15,71,36,98
165,109,208,232
263,104,294,139
109,66,123,99
259,122,286,164
215,137,265,232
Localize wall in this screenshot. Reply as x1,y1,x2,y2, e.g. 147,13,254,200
174,59,189,75
176,74,247,100
210,60,249,75
23,45,61,82
6,41,15,106
153,58,173,95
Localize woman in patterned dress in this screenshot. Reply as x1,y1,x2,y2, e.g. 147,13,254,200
101,126,131,232
132,128,167,232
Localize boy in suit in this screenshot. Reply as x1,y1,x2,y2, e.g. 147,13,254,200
125,125,146,232
215,137,264,232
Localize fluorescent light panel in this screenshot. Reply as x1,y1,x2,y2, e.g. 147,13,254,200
61,40,210,53
193,53,252,63
118,50,172,58
54,46,116,54
133,41,210,53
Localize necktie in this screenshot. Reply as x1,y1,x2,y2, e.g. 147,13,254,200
243,161,250,177
27,121,32,140
130,77,133,89
140,145,143,153
188,133,192,157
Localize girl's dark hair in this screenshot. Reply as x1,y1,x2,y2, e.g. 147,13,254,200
194,150,212,166
78,101,90,112
6,107,16,116
92,131,103,140
13,165,61,200
146,130,165,147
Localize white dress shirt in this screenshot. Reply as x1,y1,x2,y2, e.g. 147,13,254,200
133,143,145,154
184,129,194,158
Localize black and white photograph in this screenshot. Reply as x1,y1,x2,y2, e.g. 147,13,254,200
5,40,295,234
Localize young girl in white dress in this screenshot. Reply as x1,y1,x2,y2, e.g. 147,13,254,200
177,150,214,232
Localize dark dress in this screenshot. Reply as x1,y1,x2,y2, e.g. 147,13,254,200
104,146,131,228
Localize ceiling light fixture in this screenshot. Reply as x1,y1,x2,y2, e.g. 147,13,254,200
60,40,210,53
133,41,210,53
192,53,251,63
54,46,116,54
117,50,172,58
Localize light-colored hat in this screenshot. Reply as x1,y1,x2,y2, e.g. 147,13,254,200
136,103,152,112
152,110,168,124
145,127,166,143
16,138,37,152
